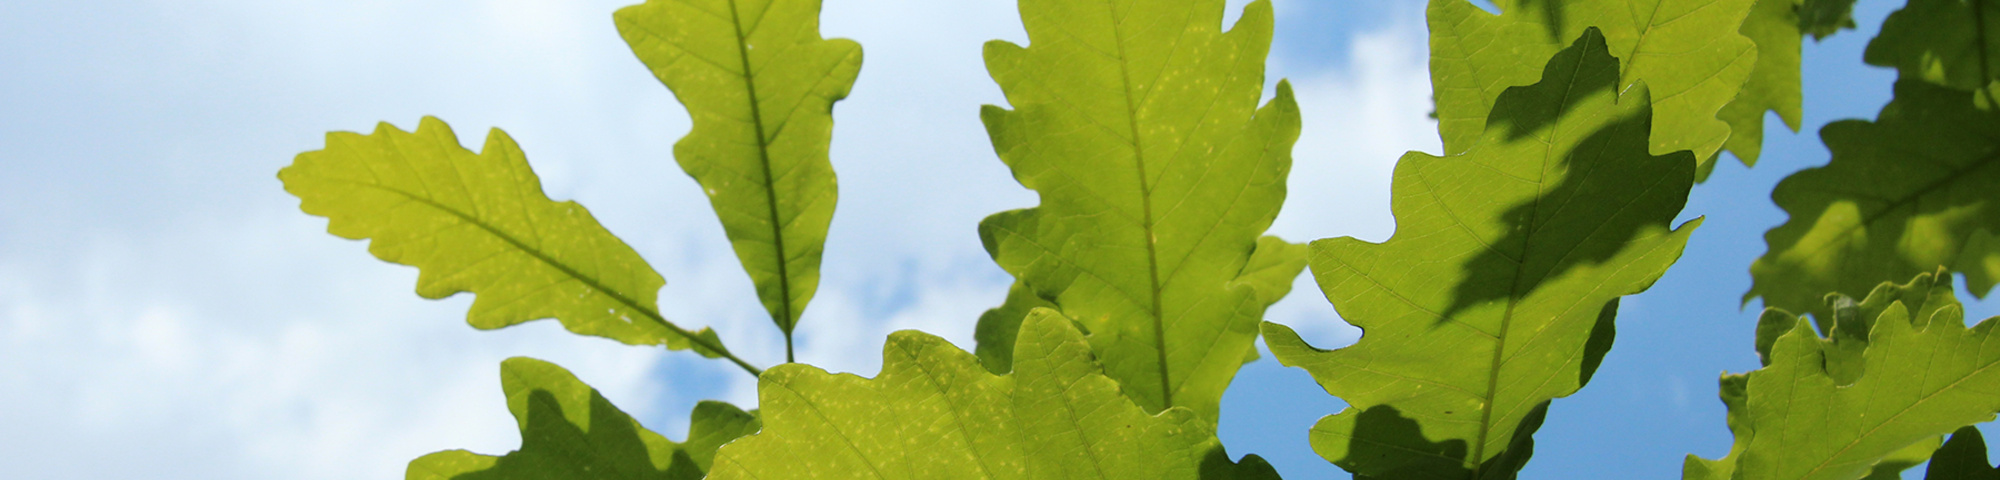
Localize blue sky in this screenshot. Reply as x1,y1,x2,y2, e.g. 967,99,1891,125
0,0,1986,478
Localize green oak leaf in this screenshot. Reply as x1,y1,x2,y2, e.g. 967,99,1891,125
708,308,1280,480
971,282,1055,375
1926,426,2000,479
407,357,760,480
1265,30,1700,479
280,117,748,369
1717,0,1806,172
1430,0,1757,171
1748,80,2000,319
1682,374,1752,480
616,0,864,346
1694,274,1955,480
971,0,1307,423
1865,0,1999,96
1774,268,1958,385
1799,0,1859,39
1686,272,2000,480
1859,439,1946,480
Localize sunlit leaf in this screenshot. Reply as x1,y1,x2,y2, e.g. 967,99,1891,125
1686,271,2000,480
1429,0,1757,171
280,117,742,365
1265,30,1700,479
1717,0,1806,171
971,0,1307,423
407,357,759,480
616,0,864,343
1748,80,2000,318
708,308,1280,480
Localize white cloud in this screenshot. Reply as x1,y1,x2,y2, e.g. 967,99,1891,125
1260,18,1438,349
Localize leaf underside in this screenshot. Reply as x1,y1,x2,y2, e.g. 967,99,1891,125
1748,80,2000,319
1430,0,1758,172
406,357,760,480
280,117,732,357
616,0,864,337
970,0,1307,424
709,308,1280,480
1687,271,2000,480
1267,29,1699,479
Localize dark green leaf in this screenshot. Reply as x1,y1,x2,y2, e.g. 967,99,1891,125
1749,80,2000,318
1800,0,1859,39
1926,426,2000,480
1865,0,1999,95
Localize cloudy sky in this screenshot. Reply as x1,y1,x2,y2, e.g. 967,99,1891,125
0,0,1986,478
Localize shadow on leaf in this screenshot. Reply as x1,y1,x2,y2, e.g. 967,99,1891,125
1332,403,1550,480
1436,29,1696,324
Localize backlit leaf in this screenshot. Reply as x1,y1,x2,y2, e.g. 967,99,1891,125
280,118,742,365
971,0,1307,422
1265,30,1700,478
1686,271,2000,480
1718,0,1806,171
1748,80,2000,319
708,308,1280,480
616,0,864,342
406,357,759,480
1429,0,1757,171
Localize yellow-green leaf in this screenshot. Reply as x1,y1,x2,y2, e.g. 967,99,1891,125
280,117,748,370
1687,271,2000,480
1718,0,1807,170
708,308,1279,480
616,0,863,343
407,357,760,480
1267,30,1700,478
1430,0,1758,171
971,0,1308,424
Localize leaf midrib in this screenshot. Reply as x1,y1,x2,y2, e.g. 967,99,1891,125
329,177,764,376
723,0,802,364
1102,0,1174,410
1468,31,1596,477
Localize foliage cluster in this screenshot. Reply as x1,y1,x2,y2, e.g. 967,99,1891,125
279,0,2000,478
